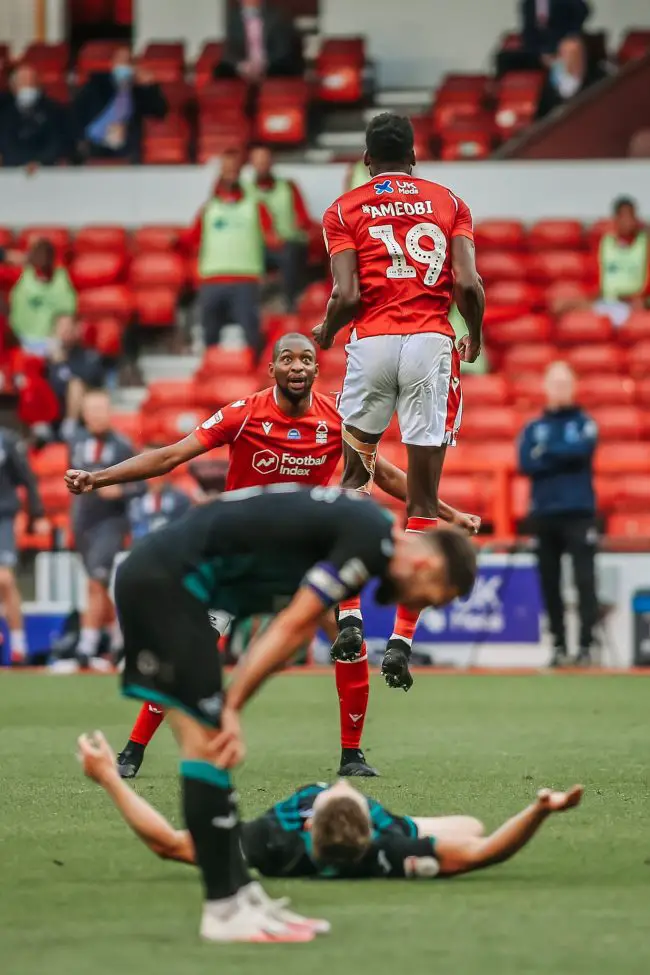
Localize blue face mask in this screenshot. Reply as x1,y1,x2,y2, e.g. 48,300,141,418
112,64,134,85
16,87,39,109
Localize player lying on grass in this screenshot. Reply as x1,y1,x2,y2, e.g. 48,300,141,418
66,332,480,782
96,486,476,943
79,731,583,881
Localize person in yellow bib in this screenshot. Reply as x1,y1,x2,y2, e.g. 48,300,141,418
595,197,650,326
247,146,312,312
183,150,278,360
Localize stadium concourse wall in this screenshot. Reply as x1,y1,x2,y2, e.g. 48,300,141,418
1,551,647,669
1,161,650,226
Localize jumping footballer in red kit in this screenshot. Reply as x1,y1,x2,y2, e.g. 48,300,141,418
313,112,486,694
65,333,479,780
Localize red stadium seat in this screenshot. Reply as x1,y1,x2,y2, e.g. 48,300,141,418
509,373,546,409
432,91,485,130
566,344,624,374
503,344,557,374
619,310,650,345
486,312,553,347
38,478,71,515
618,30,650,64
610,475,650,513
594,442,650,473
198,79,248,111
316,37,365,103
495,71,543,137
298,281,331,317
158,81,193,115
577,374,636,407
460,374,510,407
635,376,650,406
77,40,123,83
43,80,71,103
153,408,206,442
528,220,584,251
138,42,185,83
510,476,531,522
459,406,518,441
529,250,593,284
142,136,190,165
92,316,124,357
410,115,434,160
478,250,528,282
146,380,198,409
0,227,14,249
196,346,255,379
23,42,68,69
474,220,526,251
194,377,259,409
130,252,188,290
132,225,183,253
608,513,650,538
486,281,546,310
590,407,643,441
544,280,595,309
437,476,479,514
459,441,518,471
195,42,225,88
111,412,143,444
133,287,178,327
70,251,126,290
594,476,617,513
30,443,69,478
627,340,650,378
554,310,612,344
256,81,309,145
77,284,134,322
439,114,495,160
75,226,129,254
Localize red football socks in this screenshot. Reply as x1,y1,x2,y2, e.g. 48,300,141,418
338,595,362,620
391,516,439,646
129,702,165,747
335,648,369,749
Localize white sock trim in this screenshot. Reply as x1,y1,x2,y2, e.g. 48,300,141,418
390,633,414,648
338,609,363,621
334,653,368,665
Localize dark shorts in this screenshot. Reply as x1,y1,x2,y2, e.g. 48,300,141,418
76,517,128,585
115,542,223,727
0,516,17,568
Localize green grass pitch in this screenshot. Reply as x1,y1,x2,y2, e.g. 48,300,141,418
1,672,649,975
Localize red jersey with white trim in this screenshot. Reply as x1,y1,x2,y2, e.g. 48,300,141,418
322,174,474,339
193,387,343,490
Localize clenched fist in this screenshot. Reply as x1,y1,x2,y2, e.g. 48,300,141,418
65,470,95,494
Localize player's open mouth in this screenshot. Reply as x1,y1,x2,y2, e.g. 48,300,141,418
288,378,306,389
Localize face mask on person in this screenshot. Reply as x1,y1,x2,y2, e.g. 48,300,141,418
16,87,39,109
112,64,134,85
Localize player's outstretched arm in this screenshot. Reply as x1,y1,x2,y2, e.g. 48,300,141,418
434,786,583,877
226,588,327,713
313,251,360,350
77,732,195,864
373,457,480,534
451,236,484,363
64,434,207,494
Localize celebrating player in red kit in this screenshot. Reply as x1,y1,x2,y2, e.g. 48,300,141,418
314,113,485,693
65,333,479,779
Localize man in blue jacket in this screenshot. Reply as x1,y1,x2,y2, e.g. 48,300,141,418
518,361,599,667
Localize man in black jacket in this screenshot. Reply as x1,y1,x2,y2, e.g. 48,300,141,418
522,0,590,58
0,427,49,664
536,35,606,119
0,64,65,170
73,46,167,162
518,362,599,667
218,0,304,82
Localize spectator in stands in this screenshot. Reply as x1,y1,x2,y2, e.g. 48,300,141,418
521,0,590,61
0,426,49,665
217,0,304,81
0,64,65,170
73,45,167,163
127,453,192,541
9,239,77,354
47,314,105,440
63,390,141,672
346,159,369,192
628,129,650,158
536,35,606,119
594,197,650,323
184,150,277,358
518,361,599,669
247,145,310,312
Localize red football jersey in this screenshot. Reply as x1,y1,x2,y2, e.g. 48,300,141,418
193,387,343,490
322,174,474,339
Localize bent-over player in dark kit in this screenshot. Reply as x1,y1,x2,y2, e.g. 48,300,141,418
105,485,476,943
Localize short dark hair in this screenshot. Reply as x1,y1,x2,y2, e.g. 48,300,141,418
427,527,477,598
613,196,637,215
272,332,317,361
365,113,414,164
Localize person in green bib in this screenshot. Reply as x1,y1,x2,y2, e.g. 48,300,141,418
594,196,649,326
9,239,77,354
248,145,312,312
345,158,369,192
184,150,276,359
